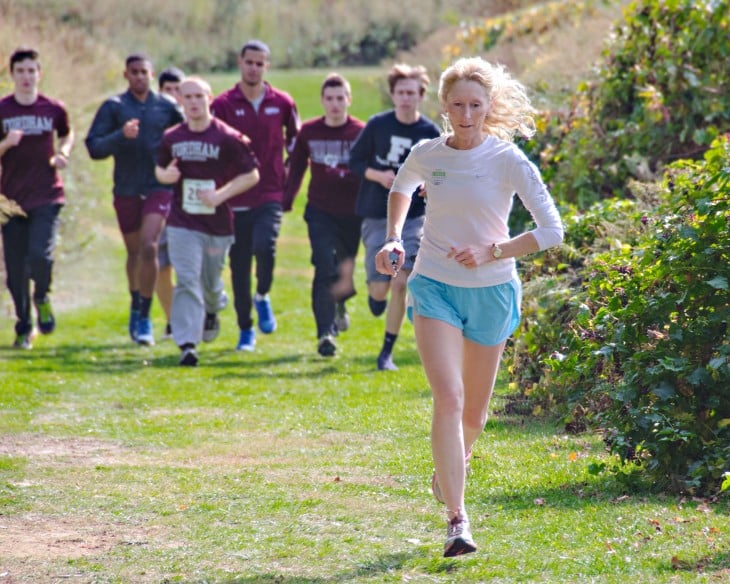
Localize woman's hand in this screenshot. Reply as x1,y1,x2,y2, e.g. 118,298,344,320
447,245,491,269
376,242,404,276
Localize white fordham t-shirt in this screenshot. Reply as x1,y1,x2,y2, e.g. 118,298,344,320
391,135,563,288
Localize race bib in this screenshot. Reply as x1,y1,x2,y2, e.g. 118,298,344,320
182,179,216,215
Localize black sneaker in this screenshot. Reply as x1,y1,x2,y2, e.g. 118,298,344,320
35,298,55,335
377,351,398,371
334,301,350,332
317,334,336,357
444,516,477,557
179,347,199,366
161,322,173,341
202,312,220,343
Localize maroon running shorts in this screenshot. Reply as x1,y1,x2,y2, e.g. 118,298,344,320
113,190,173,234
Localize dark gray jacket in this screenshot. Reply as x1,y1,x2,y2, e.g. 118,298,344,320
85,90,183,196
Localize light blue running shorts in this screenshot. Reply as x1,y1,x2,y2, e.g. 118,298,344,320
407,273,522,347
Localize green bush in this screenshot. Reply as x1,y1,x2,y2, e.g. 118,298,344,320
528,0,730,207
507,0,729,496
509,194,652,422
550,137,730,495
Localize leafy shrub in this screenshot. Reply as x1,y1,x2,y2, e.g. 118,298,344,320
550,137,730,495
527,0,730,207
509,193,653,422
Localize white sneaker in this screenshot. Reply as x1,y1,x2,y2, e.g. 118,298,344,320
444,515,477,557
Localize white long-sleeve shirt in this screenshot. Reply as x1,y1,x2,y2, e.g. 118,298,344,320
391,135,563,287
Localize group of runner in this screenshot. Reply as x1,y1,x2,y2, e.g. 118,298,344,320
2,42,565,557
1,42,439,370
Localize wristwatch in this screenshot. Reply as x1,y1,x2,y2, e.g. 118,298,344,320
491,243,504,259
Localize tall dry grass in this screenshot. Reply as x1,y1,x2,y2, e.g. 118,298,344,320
7,0,540,71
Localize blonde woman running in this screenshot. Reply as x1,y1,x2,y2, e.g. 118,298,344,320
376,57,564,557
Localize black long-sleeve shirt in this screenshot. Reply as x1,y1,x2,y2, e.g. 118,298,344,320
348,110,440,219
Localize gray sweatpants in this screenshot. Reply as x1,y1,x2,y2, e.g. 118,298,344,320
167,226,233,347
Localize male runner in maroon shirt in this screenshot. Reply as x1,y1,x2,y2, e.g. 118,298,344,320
211,40,299,352
0,47,74,349
284,73,364,357
156,76,259,366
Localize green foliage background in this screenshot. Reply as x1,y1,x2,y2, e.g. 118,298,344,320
506,0,730,494
527,0,730,207
559,140,728,493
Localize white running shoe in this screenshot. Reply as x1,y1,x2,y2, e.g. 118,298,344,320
444,515,477,557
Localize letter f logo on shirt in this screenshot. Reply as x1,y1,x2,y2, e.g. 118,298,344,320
386,136,413,166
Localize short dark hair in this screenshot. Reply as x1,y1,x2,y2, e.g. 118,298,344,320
158,66,185,89
10,47,39,72
125,53,152,68
240,40,270,59
321,73,351,97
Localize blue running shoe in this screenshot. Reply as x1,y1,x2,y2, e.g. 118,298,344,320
136,317,155,346
254,294,276,334
129,309,140,342
35,298,56,335
236,327,256,352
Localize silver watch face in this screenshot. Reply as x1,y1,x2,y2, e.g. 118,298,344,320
493,244,503,258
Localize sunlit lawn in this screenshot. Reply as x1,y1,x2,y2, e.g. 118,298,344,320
1,66,729,584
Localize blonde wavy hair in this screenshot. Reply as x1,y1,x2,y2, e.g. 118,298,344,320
438,57,536,142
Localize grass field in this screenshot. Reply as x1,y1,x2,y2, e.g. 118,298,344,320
1,68,729,583
2,275,729,582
